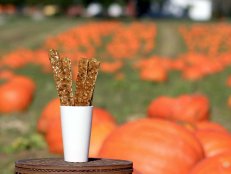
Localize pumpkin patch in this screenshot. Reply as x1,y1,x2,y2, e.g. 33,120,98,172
2,19,231,174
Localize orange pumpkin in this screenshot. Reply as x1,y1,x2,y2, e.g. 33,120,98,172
45,116,63,154
148,94,210,122
37,98,60,134
190,153,231,174
101,61,123,73
0,75,35,113
195,130,231,157
44,106,117,156
140,66,167,82
99,118,204,174
182,67,203,81
147,96,175,119
171,59,185,70
195,121,228,133
182,121,229,134
174,95,210,122
9,75,36,93
90,108,117,156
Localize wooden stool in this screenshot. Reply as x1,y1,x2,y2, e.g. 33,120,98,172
15,158,133,174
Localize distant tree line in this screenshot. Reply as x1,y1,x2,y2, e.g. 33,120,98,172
0,0,231,18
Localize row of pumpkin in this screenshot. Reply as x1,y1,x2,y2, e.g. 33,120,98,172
0,22,156,71
2,22,231,82
2,71,231,114
4,52,231,82
134,53,231,82
2,50,231,82
35,94,231,174
179,23,231,56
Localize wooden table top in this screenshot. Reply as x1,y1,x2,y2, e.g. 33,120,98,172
15,158,133,174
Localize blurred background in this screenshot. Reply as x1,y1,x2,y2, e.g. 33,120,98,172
1,0,231,174
1,0,231,20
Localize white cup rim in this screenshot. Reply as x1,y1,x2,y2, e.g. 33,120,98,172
60,105,94,108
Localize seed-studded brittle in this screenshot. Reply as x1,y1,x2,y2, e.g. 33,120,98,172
61,58,74,106
49,49,64,103
83,59,100,106
74,58,89,106
74,58,100,106
49,49,100,107
49,49,74,106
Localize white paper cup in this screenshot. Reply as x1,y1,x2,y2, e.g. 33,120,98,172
60,106,93,162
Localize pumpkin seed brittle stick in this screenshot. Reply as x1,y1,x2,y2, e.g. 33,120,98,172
61,57,74,106
49,49,73,106
74,58,90,106
49,49,63,104
84,58,100,106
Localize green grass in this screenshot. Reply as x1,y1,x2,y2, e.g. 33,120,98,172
0,16,81,53
1,17,231,174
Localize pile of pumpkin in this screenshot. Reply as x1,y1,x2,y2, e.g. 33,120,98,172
179,24,231,56
134,52,231,82
0,22,156,76
0,49,50,72
37,94,231,174
135,23,231,83
2,22,231,84
44,22,156,60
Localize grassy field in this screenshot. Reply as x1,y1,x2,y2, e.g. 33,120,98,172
1,17,231,174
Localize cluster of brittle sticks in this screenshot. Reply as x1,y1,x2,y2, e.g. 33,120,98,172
49,49,100,106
